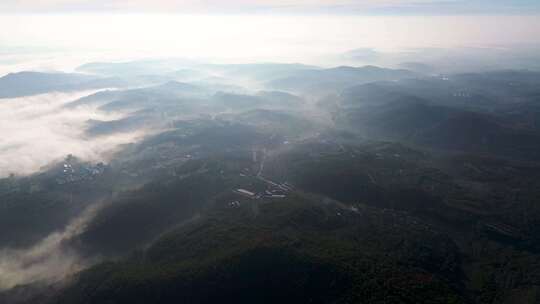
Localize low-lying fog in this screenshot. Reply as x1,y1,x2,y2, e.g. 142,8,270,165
0,90,144,177
0,202,106,290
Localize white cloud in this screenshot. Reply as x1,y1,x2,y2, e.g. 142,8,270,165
1,14,539,65
0,90,144,177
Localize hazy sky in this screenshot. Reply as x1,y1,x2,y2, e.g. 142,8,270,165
0,1,539,71
1,0,540,14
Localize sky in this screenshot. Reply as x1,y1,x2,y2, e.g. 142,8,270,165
0,0,539,72
1,0,540,15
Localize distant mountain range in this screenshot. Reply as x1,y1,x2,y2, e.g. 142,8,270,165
268,65,417,94
0,72,126,98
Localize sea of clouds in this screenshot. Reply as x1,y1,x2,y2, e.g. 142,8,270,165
0,90,144,177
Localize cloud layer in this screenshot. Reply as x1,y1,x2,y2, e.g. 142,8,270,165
0,90,143,177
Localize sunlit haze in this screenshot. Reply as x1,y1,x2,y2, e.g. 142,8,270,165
1,13,539,72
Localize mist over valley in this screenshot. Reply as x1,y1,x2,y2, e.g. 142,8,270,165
2,4,540,303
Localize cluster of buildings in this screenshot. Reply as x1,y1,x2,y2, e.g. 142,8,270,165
229,200,242,208
56,161,106,185
452,91,472,98
233,181,294,201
